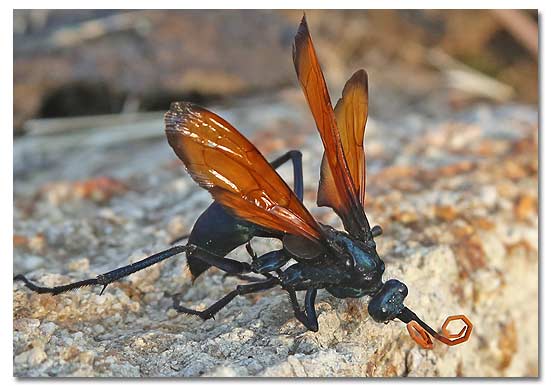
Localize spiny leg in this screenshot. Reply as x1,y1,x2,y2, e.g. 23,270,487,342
14,245,190,296
287,288,319,332
174,277,279,320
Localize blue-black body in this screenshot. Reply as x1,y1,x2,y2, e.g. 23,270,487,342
14,15,472,349
184,162,402,332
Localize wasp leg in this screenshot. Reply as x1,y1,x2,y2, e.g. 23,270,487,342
287,288,319,332
222,247,278,282
223,248,287,282
304,288,318,330
221,267,276,283
220,241,257,282
189,245,252,274
221,273,267,283
245,241,257,259
174,277,279,320
269,150,304,200
14,245,189,296
251,249,290,274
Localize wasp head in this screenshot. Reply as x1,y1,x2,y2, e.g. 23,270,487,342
368,279,409,323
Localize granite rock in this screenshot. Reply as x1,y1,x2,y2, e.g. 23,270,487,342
13,98,538,377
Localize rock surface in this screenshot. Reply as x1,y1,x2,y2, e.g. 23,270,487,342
13,95,538,376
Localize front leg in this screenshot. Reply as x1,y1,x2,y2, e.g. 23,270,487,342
287,288,319,332
174,277,279,320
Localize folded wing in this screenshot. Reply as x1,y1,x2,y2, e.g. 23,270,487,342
293,16,371,240
164,102,322,242
319,69,368,208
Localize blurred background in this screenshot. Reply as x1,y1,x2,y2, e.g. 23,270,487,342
14,9,537,135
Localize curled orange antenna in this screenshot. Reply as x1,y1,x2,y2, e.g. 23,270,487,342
407,320,434,349
399,308,473,349
434,314,473,346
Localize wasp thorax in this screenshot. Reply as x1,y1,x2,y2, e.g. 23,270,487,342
329,230,385,288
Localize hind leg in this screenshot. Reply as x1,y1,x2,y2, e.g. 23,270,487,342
14,245,190,296
174,277,279,320
188,245,252,274
15,244,252,296
222,246,288,282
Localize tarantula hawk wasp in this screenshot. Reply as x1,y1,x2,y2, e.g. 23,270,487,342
15,16,472,349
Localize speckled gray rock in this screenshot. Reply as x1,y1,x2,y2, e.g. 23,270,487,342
13,97,538,377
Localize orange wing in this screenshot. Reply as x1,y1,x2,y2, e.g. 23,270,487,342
164,102,322,242
293,16,371,240
319,70,368,207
